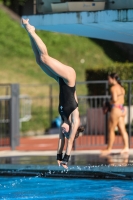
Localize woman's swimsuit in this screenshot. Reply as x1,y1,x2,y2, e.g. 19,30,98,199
110,92,125,112
111,104,125,112
58,77,78,125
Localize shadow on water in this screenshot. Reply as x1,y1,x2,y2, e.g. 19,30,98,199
90,38,132,63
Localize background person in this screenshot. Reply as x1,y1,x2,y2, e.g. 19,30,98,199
102,73,129,155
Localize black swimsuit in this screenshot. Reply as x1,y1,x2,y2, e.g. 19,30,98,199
58,77,78,125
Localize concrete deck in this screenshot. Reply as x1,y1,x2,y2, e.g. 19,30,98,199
0,148,133,180
0,149,133,157
0,163,133,180
0,135,133,180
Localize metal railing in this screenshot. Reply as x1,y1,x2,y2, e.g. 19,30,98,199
19,80,133,149
0,85,11,148
0,84,19,150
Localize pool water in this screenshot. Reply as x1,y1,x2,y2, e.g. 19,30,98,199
0,176,133,200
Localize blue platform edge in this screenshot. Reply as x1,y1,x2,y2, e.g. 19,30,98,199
0,164,133,180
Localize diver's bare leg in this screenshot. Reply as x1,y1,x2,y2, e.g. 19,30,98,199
22,19,76,85
28,36,57,79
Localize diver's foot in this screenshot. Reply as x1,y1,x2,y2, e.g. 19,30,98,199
22,18,35,33
120,148,129,155
100,149,111,156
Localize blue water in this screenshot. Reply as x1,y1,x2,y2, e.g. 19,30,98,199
0,177,133,200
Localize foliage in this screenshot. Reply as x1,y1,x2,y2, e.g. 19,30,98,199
86,63,133,96
2,0,28,6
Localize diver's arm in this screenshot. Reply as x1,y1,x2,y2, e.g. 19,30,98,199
60,110,80,169
57,130,65,166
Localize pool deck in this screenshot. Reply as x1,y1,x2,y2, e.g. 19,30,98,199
0,148,133,180
0,162,133,180
0,148,133,157
0,135,133,180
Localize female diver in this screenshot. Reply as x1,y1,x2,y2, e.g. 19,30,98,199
22,19,84,169
102,73,129,155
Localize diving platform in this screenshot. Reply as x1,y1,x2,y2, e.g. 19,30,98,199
23,9,133,44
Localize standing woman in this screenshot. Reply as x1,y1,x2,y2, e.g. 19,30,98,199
22,19,84,169
102,73,129,155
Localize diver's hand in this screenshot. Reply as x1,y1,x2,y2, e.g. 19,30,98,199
57,160,68,169
60,161,68,169
57,160,61,167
